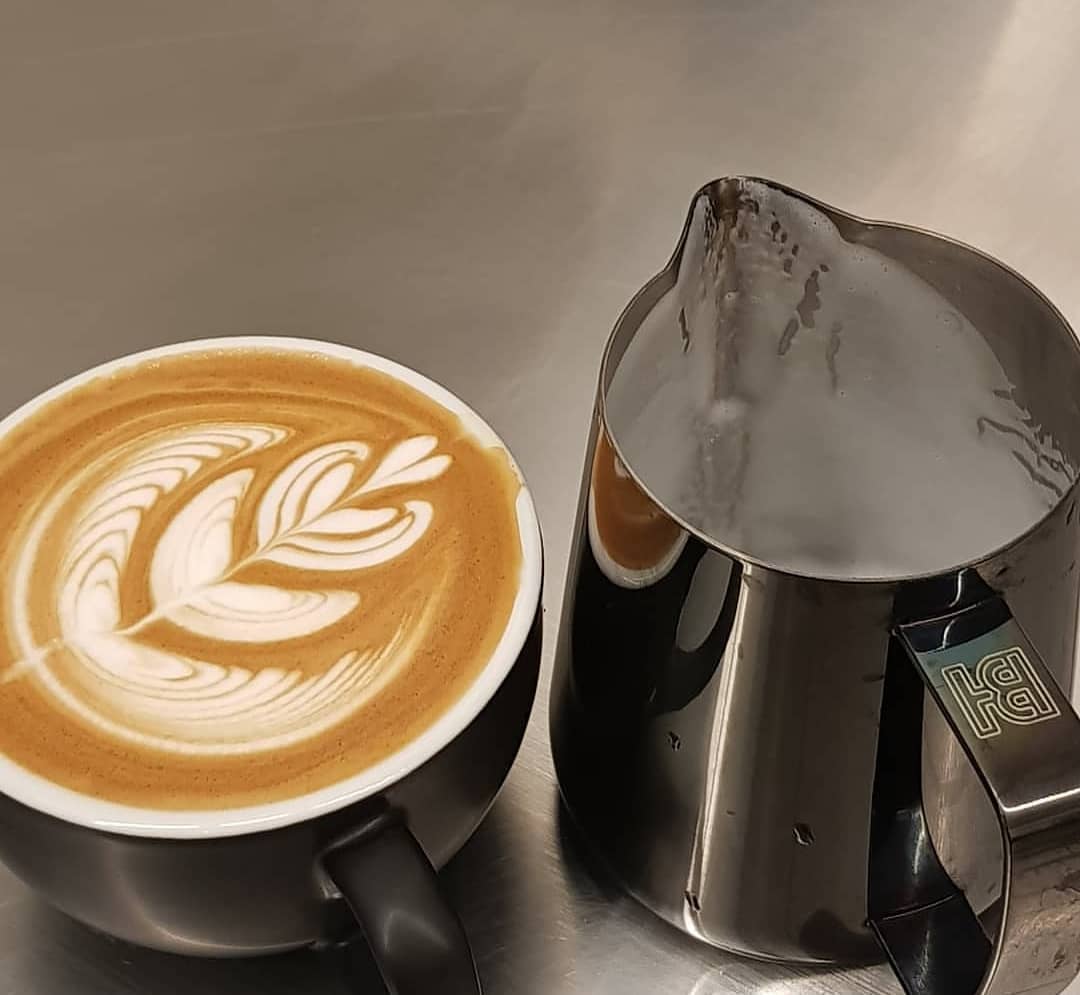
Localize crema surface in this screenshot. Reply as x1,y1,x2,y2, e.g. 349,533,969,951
0,348,522,809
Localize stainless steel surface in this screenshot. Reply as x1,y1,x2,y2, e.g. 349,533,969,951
550,177,1080,993
1,1,1079,993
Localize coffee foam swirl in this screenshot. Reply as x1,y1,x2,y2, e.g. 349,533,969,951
0,349,522,809
5,422,458,756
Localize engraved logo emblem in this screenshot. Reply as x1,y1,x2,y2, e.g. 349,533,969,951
942,646,1060,740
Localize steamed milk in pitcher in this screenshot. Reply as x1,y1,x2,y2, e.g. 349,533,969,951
606,180,1075,580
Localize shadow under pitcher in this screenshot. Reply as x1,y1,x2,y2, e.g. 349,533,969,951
550,177,1080,995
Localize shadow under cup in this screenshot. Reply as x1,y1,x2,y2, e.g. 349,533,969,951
0,337,544,995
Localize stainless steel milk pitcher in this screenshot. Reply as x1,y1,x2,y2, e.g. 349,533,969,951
551,177,1080,995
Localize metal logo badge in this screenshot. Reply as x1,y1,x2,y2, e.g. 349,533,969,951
942,646,1060,739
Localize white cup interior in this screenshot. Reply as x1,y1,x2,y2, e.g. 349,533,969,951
0,336,543,838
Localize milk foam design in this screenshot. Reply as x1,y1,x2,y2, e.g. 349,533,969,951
4,423,451,755
606,181,1076,579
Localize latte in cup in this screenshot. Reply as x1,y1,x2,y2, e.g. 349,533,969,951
0,342,524,810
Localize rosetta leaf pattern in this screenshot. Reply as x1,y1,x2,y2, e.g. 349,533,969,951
6,422,452,755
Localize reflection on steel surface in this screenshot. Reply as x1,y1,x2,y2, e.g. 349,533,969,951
3,2,1080,994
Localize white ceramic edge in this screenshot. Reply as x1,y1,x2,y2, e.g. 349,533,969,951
0,336,543,839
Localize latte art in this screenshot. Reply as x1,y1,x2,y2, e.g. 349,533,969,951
0,348,523,809
11,424,450,754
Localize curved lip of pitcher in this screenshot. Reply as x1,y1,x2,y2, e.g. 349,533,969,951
0,336,544,839
598,175,1080,586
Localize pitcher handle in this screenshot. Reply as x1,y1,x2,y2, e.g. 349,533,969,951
869,583,1080,994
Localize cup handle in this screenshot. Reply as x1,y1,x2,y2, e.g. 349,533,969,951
322,812,481,995
869,582,1080,994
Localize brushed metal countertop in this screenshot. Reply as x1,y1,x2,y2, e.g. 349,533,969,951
2,1,1080,992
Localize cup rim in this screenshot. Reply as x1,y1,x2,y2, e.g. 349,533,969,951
0,336,543,839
